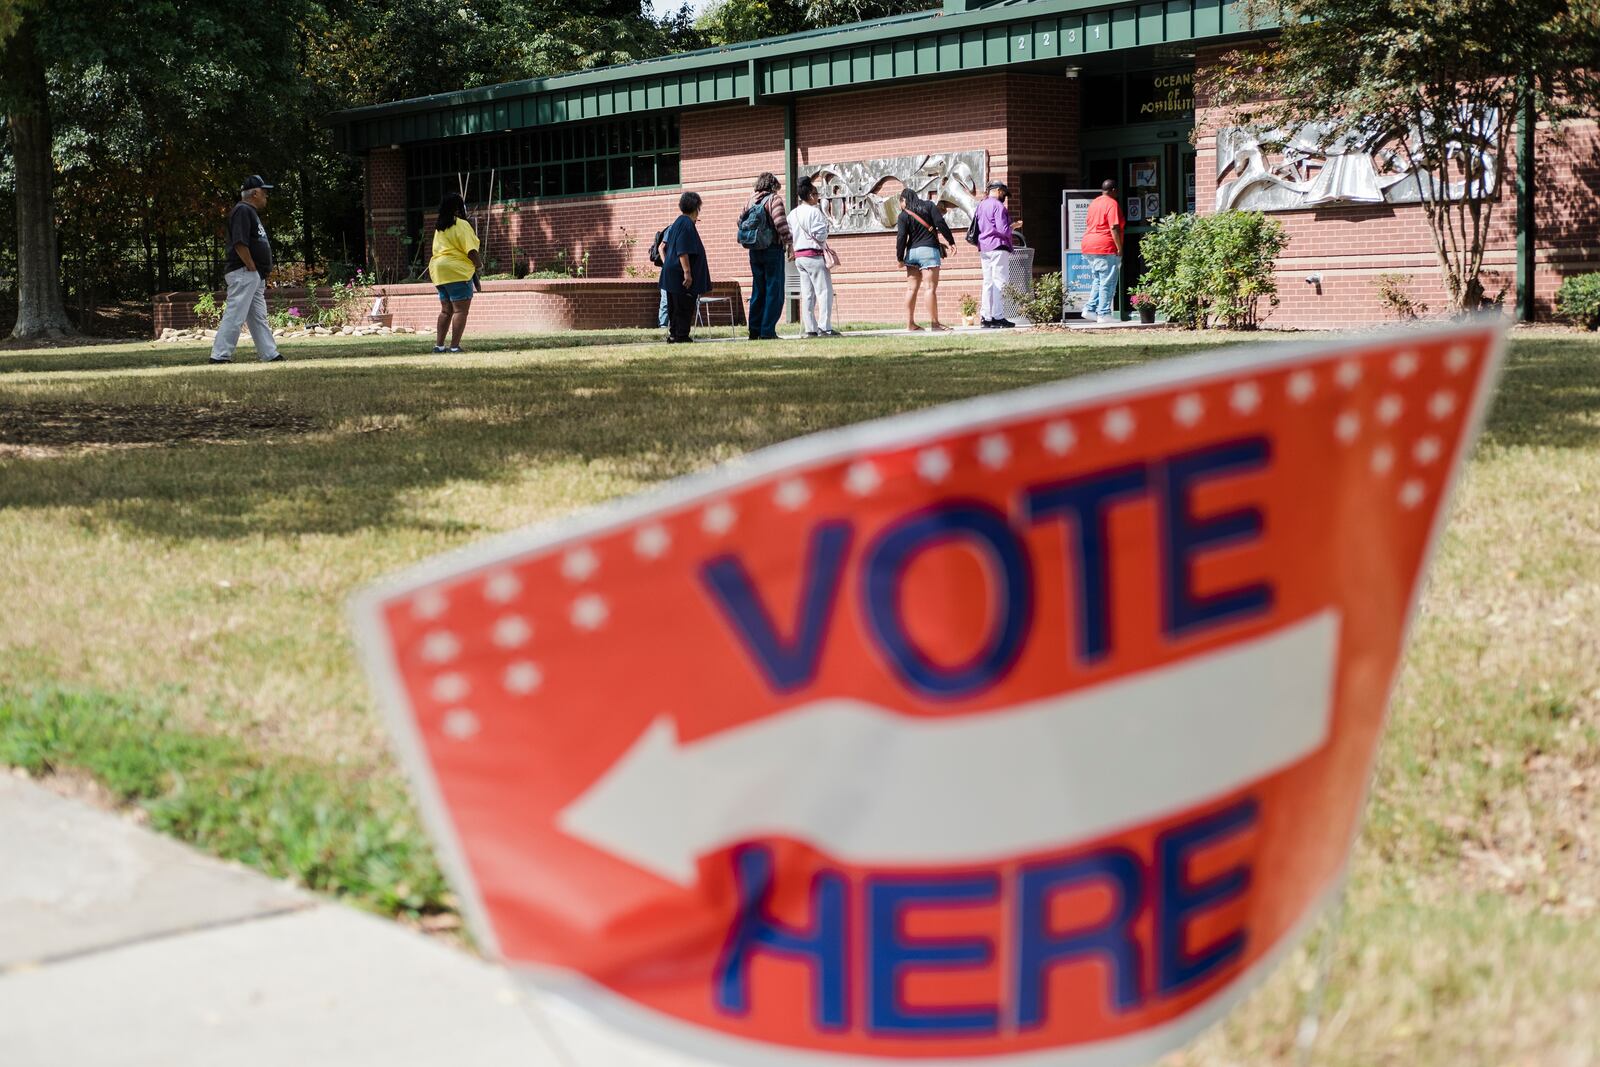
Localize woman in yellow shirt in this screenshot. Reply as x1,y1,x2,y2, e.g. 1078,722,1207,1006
428,193,482,353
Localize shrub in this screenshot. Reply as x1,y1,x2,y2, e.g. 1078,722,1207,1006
192,291,222,328
960,293,979,318
1555,274,1600,330
1002,271,1068,324
1135,211,1286,329
1375,272,1429,320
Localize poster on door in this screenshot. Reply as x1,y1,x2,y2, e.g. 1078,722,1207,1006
1060,188,1098,314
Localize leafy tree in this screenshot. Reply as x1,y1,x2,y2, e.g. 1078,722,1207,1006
1211,0,1600,313
696,0,922,45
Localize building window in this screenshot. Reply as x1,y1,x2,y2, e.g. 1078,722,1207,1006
403,113,681,214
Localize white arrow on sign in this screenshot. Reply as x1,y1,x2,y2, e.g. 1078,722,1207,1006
559,611,1341,886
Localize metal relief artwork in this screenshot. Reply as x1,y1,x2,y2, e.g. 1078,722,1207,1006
799,151,986,234
1215,113,1500,212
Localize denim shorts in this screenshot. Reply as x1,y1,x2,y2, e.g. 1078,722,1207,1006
437,280,474,303
904,246,942,271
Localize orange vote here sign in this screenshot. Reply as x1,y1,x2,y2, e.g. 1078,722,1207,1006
353,322,1505,1066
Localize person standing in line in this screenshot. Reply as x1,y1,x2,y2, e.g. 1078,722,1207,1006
744,172,791,340
208,176,283,365
1081,178,1125,323
789,178,841,338
660,191,711,344
975,181,1022,328
428,193,482,352
895,187,956,332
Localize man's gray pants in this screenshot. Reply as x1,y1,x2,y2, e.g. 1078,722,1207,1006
210,268,280,361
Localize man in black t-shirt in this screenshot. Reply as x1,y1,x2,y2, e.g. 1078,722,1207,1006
209,175,283,364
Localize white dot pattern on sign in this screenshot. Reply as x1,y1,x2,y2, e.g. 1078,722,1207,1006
504,661,543,695
1172,393,1204,427
1335,362,1362,389
1102,407,1135,442
978,434,1011,469
561,547,599,582
1230,382,1262,415
774,479,811,511
702,502,737,535
483,571,522,604
1335,411,1361,443
492,614,532,649
845,461,882,497
1399,480,1426,509
1370,445,1395,475
412,590,448,621
1042,420,1076,455
1413,436,1442,465
572,594,609,631
420,631,460,664
1390,351,1419,379
916,447,953,483
1287,371,1316,403
634,524,670,559
442,709,480,740
1428,390,1457,420
1376,394,1403,425
1445,345,1471,374
431,673,470,702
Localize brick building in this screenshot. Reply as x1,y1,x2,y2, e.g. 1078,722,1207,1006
329,0,1599,329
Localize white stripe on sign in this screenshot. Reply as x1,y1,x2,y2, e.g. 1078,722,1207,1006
559,611,1341,885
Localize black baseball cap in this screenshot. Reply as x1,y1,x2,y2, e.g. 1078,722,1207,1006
987,181,1009,194
241,175,274,192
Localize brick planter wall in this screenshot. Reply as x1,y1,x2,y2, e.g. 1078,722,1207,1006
152,278,746,336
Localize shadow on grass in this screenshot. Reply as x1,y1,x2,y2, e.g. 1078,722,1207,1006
1,333,1589,542
0,330,665,376
1480,338,1600,449
0,343,1180,540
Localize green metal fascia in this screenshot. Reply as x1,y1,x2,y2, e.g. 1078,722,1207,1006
332,0,1268,151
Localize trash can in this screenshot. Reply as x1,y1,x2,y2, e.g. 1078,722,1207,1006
1003,236,1037,322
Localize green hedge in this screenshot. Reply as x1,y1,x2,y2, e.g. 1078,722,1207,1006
1555,274,1600,330
1136,211,1288,330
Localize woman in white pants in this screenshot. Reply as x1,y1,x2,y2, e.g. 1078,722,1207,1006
789,178,841,337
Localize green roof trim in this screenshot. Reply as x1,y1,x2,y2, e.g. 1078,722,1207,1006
330,0,1262,151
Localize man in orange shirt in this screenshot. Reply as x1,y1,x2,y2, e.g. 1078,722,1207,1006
1081,178,1124,322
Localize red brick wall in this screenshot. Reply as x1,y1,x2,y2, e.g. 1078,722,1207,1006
367,148,407,279
363,74,1082,327
1194,47,1600,326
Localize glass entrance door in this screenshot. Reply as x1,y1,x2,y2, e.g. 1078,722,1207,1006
1085,145,1183,319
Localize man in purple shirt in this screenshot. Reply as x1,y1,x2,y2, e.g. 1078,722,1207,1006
975,181,1022,328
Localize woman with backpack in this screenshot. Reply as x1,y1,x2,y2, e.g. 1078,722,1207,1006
428,192,481,353
790,177,841,338
740,172,791,340
894,187,956,332
659,191,711,343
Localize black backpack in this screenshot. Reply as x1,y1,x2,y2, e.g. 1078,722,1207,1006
648,225,668,267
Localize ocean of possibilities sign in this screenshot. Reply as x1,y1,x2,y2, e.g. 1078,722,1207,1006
354,322,1504,1066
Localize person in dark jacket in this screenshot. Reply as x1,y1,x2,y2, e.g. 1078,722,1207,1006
660,191,711,343
745,171,792,339
894,188,956,332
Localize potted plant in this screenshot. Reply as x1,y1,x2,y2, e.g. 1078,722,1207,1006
1130,290,1158,324
960,293,980,327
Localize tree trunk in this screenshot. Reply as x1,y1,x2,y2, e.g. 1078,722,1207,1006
5,19,73,341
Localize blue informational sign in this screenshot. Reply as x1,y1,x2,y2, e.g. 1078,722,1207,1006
1060,190,1099,318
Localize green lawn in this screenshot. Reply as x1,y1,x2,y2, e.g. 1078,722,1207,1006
2,327,1597,1063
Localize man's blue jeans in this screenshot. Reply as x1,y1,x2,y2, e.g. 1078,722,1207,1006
1085,253,1120,319
748,245,786,338
658,288,669,328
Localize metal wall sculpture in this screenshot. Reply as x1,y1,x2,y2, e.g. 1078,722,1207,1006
1215,114,1500,212
799,151,986,234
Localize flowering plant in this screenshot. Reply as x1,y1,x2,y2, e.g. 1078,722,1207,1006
288,307,301,319
1129,290,1156,309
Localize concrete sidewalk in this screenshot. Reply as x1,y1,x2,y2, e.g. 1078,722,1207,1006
0,774,690,1067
